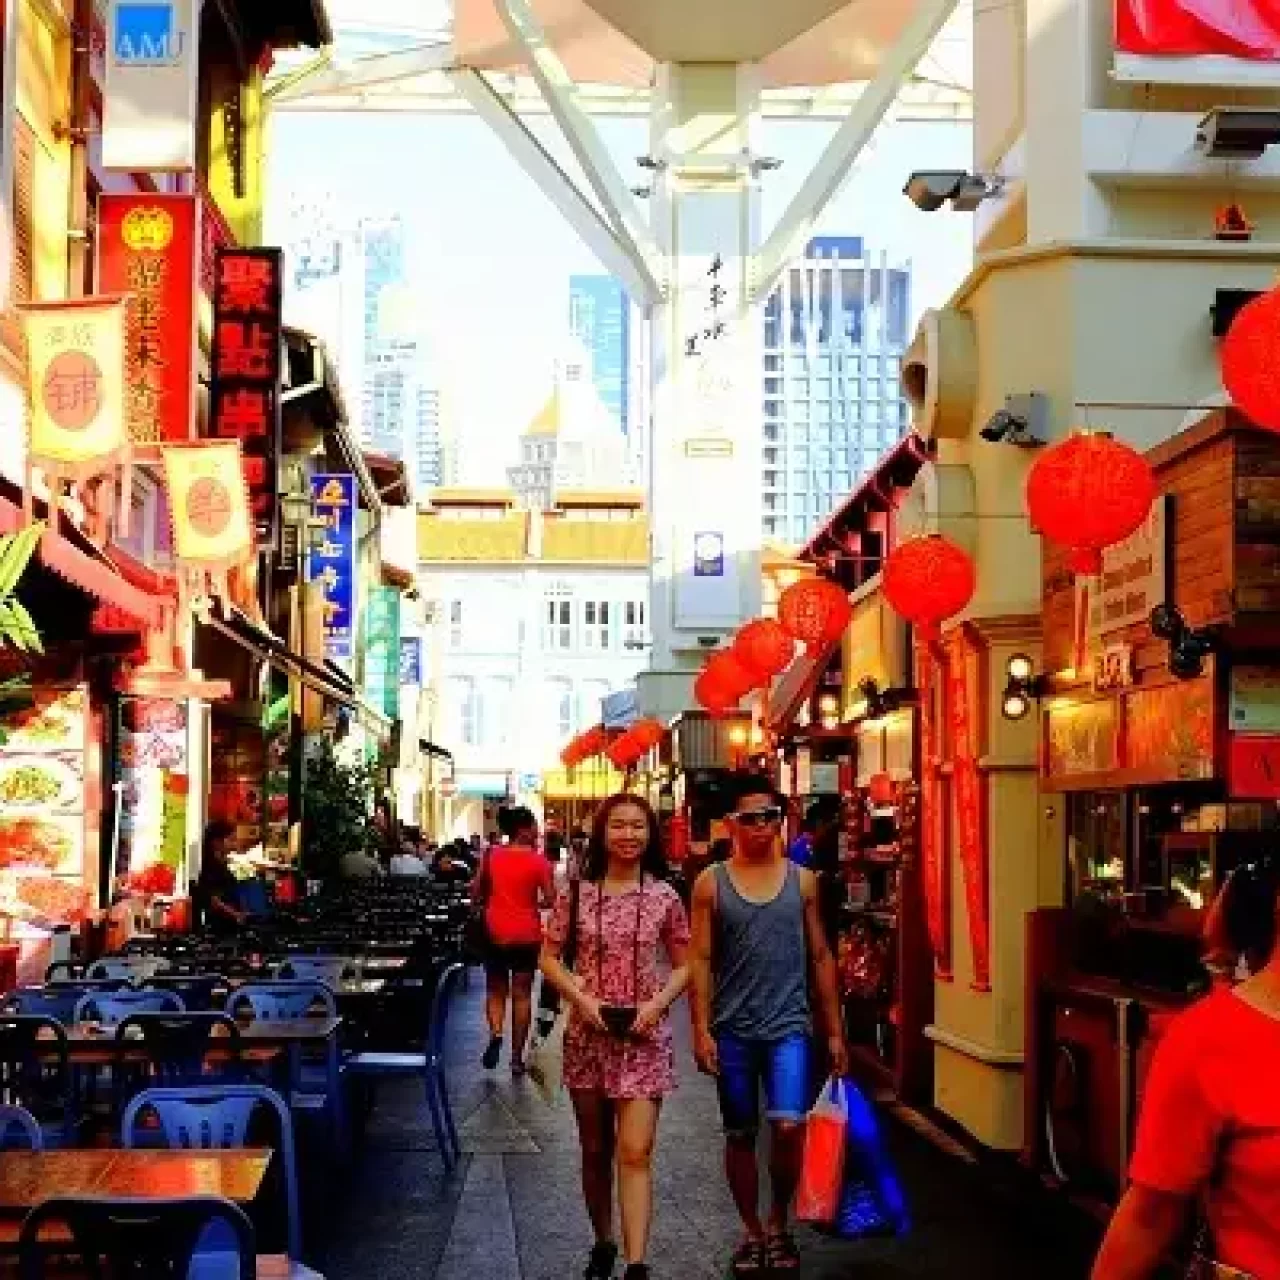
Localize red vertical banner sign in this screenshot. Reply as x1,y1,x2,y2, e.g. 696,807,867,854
209,248,283,549
948,626,991,993
916,638,952,980
96,194,198,448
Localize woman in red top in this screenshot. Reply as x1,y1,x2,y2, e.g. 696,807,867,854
477,805,554,1075
1094,857,1280,1279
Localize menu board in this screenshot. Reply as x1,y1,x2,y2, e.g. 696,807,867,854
0,686,90,924
115,698,188,883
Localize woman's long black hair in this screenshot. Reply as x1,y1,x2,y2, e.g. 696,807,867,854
581,793,667,883
1222,855,1280,968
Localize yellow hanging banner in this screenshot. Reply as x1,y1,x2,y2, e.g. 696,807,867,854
24,297,128,472
161,440,254,570
22,297,131,536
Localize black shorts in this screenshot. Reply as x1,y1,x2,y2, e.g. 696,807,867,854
485,942,541,977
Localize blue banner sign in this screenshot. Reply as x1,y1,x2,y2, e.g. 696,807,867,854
399,636,422,686
309,473,356,660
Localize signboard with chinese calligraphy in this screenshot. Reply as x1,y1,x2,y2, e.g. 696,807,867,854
114,697,188,881
398,636,422,687
210,248,282,548
103,0,200,172
97,194,197,446
364,587,401,720
308,474,356,660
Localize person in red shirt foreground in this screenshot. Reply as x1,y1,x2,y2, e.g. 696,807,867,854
476,805,554,1075
1093,856,1280,1279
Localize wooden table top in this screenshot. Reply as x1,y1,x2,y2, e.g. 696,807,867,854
0,1149,272,1210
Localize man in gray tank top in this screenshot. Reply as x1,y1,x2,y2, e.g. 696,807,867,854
689,774,848,1276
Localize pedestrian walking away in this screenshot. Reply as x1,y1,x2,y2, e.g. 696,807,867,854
689,773,849,1278
476,805,555,1075
540,792,691,1280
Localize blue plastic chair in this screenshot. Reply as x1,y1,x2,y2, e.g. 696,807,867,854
114,1013,243,1097
87,956,169,983
224,983,336,1023
122,1084,301,1260
143,974,226,1011
343,961,464,1169
273,956,354,986
0,1016,75,1146
0,1104,42,1150
2,987,85,1026
17,1194,256,1280
74,989,185,1026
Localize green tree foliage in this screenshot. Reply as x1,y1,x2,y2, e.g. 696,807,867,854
300,738,377,880
0,524,44,746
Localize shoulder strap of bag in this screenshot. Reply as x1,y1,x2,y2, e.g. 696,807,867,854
563,878,582,973
476,850,493,907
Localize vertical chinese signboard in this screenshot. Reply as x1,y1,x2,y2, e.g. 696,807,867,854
97,194,198,447
113,698,188,882
210,248,282,548
308,474,356,661
364,587,401,720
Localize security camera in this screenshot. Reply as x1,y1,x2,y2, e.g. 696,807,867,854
904,171,1007,213
980,410,1020,443
903,171,969,212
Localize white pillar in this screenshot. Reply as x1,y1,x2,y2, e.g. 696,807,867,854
638,63,765,720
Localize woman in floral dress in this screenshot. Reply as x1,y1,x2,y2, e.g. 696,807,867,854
541,793,691,1280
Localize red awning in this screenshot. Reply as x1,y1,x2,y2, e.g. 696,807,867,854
0,495,167,631
769,633,842,733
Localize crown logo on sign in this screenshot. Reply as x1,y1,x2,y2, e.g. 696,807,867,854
122,206,175,252
317,479,348,505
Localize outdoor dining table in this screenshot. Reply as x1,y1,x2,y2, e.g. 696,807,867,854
0,1148,274,1246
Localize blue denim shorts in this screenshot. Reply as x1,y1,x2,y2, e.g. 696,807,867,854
715,1033,811,1136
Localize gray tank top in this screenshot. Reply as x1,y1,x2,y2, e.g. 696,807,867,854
711,862,810,1040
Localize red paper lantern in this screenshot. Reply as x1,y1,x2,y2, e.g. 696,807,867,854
607,729,644,769
559,740,581,768
1221,287,1280,431
868,772,894,807
778,578,853,652
694,669,740,715
1025,432,1156,575
882,535,976,637
577,725,607,759
630,718,666,753
732,618,797,683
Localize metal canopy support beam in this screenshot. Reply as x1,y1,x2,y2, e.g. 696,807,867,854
269,41,455,103
751,0,962,306
449,68,660,307
494,0,664,300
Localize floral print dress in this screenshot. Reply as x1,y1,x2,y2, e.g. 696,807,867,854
546,878,691,1099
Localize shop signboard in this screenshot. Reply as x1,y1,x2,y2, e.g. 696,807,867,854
308,474,356,661
103,0,200,171
1044,698,1122,782
114,697,187,882
364,587,401,721
398,636,422,687
1229,665,1280,734
96,194,198,446
0,687,90,925
210,248,283,547
1228,734,1280,799
1074,498,1167,654
1124,678,1215,782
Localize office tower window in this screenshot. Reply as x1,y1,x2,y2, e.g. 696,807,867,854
624,600,647,651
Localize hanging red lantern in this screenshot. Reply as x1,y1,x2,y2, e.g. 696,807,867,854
694,668,740,715
882,535,976,639
1025,432,1156,576
868,772,895,807
560,738,582,768
732,618,797,684
778,578,853,652
1221,287,1280,431
706,650,755,698
578,725,607,759
630,718,666,753
607,728,645,769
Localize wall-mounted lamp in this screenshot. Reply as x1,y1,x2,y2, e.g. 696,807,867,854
1001,653,1049,721
1150,604,1216,680
817,693,841,731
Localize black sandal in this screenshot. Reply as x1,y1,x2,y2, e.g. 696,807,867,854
730,1238,765,1276
584,1241,618,1279
764,1231,801,1271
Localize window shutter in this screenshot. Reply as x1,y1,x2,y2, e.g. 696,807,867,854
2,116,37,356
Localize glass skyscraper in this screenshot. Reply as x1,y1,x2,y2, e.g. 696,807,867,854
569,275,630,436
762,236,912,546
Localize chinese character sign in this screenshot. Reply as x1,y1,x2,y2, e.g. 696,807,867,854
210,248,282,547
398,636,422,686
364,586,401,720
97,194,198,447
308,473,356,660
162,439,253,568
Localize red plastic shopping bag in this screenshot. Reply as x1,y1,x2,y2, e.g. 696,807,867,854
793,1076,849,1225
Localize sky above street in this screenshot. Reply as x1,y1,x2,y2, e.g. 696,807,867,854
265,107,973,476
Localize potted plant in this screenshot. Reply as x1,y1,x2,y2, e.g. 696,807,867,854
301,738,377,883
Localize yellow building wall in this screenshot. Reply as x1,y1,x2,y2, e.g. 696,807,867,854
203,66,267,248
18,0,72,303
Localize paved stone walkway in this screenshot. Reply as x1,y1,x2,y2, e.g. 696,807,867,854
313,978,1102,1279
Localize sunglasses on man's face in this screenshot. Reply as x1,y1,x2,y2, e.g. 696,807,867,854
732,806,784,828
